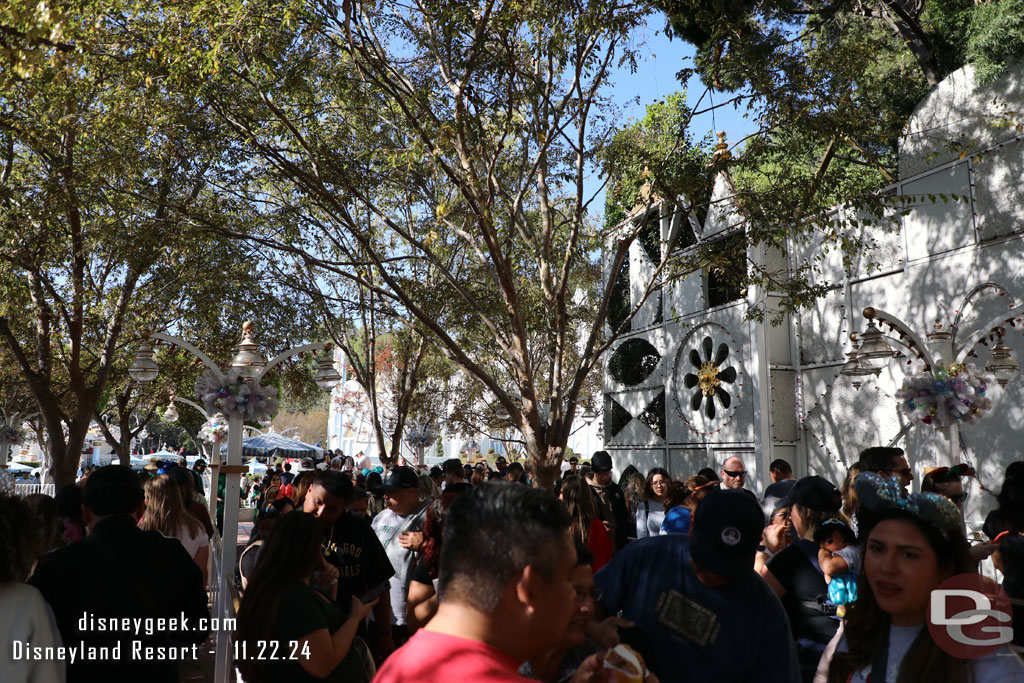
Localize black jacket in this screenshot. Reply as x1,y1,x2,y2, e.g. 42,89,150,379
588,478,631,551
31,515,210,683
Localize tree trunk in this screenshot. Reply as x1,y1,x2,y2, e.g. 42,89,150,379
877,0,941,86
56,430,85,489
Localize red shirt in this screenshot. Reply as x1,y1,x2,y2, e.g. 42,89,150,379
587,517,613,571
373,629,530,683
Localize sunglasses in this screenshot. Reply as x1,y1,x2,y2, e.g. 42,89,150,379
723,470,747,478
947,492,968,504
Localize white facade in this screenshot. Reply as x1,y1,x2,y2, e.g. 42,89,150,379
602,61,1024,536
326,348,603,467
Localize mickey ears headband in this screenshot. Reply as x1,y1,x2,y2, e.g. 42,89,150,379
854,472,962,534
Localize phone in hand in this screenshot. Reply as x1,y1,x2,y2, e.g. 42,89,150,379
358,581,389,604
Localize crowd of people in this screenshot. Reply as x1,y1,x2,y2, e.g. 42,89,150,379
1,446,1023,683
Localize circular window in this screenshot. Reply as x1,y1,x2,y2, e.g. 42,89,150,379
671,323,742,435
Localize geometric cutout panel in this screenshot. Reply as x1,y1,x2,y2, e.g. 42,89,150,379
637,391,666,441
607,408,666,447
607,396,633,438
637,209,662,263
607,256,630,333
608,338,662,387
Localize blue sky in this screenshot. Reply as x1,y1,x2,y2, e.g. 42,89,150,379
609,18,754,142
587,18,756,217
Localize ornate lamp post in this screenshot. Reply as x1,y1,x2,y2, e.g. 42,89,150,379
129,322,340,682
841,283,1021,463
581,405,598,460
404,420,436,466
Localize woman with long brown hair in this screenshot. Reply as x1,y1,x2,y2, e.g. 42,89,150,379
660,475,716,534
760,476,846,682
560,474,612,571
139,474,209,585
235,511,377,682
635,467,670,538
819,472,1024,683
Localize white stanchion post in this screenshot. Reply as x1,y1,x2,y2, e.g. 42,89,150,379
214,412,243,683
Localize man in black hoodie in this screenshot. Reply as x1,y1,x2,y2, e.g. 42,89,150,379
586,451,630,551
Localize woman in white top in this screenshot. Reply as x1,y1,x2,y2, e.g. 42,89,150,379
818,473,1024,683
139,474,210,585
635,467,670,538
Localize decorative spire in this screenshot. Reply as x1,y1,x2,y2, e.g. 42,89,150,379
713,131,732,162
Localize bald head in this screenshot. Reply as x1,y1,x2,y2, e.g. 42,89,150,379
720,457,747,490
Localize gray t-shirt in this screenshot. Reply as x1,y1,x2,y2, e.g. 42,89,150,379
834,545,862,575
635,500,665,539
371,503,427,625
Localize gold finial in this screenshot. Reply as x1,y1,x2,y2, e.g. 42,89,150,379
242,321,255,337
713,131,731,162
863,307,877,319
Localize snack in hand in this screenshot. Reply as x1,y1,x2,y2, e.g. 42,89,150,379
604,643,647,683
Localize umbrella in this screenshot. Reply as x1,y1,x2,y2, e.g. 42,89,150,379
6,462,32,472
129,455,151,469
236,432,323,459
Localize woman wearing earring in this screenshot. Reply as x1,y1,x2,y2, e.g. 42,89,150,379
819,472,1024,683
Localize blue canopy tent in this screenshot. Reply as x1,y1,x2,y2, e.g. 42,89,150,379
220,432,323,460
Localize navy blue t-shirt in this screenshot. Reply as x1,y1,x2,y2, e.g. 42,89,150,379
594,535,799,683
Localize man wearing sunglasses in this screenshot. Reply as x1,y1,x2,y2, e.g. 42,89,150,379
720,456,751,491
922,464,1000,564
858,446,913,493
922,464,974,509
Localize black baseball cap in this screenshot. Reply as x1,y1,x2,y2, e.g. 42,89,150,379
380,466,419,491
442,458,464,474
591,451,613,472
690,490,764,582
778,475,842,512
